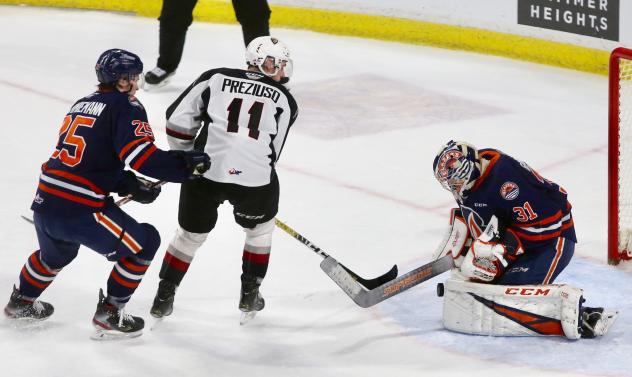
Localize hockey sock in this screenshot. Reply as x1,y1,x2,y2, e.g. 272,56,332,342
241,244,270,282
106,256,150,307
18,250,60,299
158,249,192,286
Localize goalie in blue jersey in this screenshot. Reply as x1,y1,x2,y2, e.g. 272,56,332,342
3,49,210,339
432,140,616,339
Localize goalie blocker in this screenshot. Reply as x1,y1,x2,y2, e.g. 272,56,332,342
439,275,618,339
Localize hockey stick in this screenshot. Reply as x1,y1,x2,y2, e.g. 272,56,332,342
324,216,501,307
20,180,168,224
274,218,398,290
320,254,454,308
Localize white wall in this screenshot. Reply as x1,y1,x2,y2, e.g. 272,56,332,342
271,0,631,51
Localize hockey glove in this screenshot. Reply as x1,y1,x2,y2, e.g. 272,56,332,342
459,217,523,283
116,171,161,204
180,151,211,178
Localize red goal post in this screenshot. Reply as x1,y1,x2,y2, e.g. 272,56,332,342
608,47,632,264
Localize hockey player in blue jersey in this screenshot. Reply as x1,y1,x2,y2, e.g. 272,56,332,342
432,140,616,339
3,49,210,339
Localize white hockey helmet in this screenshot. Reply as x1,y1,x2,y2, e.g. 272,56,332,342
433,140,481,202
245,36,293,78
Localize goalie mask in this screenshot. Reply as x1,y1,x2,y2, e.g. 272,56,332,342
433,140,480,202
246,36,293,78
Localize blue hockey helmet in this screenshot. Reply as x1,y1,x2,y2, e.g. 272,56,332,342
433,140,480,202
95,49,143,84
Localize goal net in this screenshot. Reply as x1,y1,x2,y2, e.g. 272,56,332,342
609,47,632,264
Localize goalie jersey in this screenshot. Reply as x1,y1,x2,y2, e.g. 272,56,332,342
32,90,192,215
165,68,298,187
460,149,576,249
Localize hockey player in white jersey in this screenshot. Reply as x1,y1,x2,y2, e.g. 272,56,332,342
149,36,298,323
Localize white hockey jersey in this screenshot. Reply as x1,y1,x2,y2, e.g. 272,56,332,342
165,68,298,187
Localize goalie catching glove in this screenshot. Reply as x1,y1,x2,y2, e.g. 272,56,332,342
460,216,524,283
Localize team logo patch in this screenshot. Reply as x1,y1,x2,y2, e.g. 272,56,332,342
500,181,520,200
229,168,242,175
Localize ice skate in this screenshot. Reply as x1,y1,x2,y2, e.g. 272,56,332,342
4,285,54,321
143,67,174,90
150,279,177,319
91,289,144,340
239,276,265,325
581,307,618,338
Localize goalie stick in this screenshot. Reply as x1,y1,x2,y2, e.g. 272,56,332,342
321,254,454,308
274,218,398,290
20,180,168,224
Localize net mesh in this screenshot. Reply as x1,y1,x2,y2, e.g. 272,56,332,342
618,55,632,252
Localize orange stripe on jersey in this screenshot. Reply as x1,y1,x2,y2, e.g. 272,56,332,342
38,183,105,207
43,168,105,195
512,229,561,242
118,137,150,160
470,150,501,192
515,210,562,228
543,238,564,284
131,144,157,170
512,218,573,242
561,218,574,231
110,269,140,289
21,267,48,289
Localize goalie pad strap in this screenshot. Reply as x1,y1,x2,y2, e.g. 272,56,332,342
442,276,582,339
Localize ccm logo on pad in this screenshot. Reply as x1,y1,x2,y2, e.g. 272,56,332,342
504,287,551,296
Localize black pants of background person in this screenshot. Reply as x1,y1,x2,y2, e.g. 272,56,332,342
157,0,271,73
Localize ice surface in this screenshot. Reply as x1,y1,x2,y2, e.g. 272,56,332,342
0,5,628,377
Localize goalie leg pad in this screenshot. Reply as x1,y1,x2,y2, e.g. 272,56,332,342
442,277,583,339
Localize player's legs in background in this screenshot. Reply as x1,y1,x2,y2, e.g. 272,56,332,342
232,0,271,46
3,212,80,320
146,0,197,85
150,178,220,318
231,172,279,313
496,237,574,285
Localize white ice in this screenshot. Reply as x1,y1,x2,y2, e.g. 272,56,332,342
0,5,629,377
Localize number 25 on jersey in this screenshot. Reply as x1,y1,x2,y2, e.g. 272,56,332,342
51,115,96,167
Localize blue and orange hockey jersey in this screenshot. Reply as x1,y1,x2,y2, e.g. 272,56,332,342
31,89,191,215
459,149,576,250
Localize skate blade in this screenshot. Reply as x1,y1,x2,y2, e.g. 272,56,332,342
91,327,142,341
594,310,619,336
239,311,258,325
